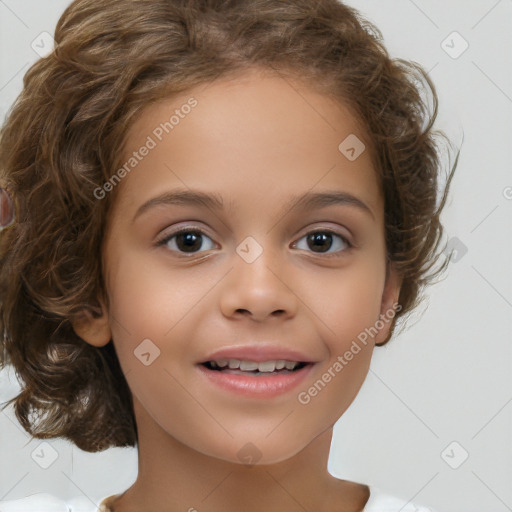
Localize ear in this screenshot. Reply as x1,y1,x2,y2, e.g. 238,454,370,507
374,260,402,346
71,297,112,347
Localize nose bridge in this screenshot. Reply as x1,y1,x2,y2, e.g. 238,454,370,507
236,237,279,285
220,234,297,320
235,234,284,292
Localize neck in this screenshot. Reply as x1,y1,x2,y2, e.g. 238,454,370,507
110,395,369,512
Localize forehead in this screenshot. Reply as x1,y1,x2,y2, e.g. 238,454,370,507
112,67,382,220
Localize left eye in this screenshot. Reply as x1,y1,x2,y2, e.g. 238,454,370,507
293,230,351,256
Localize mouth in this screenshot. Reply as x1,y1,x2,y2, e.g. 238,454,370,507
197,358,315,398
201,359,310,376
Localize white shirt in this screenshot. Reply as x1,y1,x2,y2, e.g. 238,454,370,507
0,487,437,511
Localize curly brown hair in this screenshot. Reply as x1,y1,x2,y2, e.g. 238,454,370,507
0,0,459,452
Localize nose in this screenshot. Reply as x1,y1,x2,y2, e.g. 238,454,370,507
219,244,299,322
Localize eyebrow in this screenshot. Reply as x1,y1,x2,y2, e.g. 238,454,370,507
132,188,375,223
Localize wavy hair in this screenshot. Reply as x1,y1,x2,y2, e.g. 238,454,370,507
0,0,459,451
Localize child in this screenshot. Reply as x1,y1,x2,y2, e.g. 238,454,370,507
0,0,458,511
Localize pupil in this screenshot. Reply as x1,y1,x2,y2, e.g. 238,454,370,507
308,232,332,253
177,232,202,252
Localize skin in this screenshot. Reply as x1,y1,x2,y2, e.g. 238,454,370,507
73,66,402,512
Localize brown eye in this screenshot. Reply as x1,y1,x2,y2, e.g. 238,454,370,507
307,232,333,253
157,228,215,254
175,231,203,252
293,230,351,256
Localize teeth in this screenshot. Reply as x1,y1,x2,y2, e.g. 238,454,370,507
239,360,259,371
258,361,277,372
210,359,301,372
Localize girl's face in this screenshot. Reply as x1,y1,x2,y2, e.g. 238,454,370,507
88,68,400,464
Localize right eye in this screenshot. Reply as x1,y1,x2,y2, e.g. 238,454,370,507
156,227,216,254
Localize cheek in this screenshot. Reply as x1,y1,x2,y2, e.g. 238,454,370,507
296,272,380,420
105,250,173,368
106,250,220,371
289,262,384,416
107,249,192,332
307,261,385,349
296,345,373,435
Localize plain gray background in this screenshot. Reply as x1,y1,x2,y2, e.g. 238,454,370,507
0,1,511,511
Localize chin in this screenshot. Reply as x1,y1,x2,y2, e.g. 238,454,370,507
198,435,312,467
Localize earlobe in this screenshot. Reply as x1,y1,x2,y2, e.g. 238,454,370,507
71,300,112,347
374,261,402,345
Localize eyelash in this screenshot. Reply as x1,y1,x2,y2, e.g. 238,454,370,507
155,226,353,258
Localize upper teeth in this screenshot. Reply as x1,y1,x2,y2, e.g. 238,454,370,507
210,359,300,372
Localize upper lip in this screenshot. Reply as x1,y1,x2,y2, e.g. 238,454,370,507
199,344,317,364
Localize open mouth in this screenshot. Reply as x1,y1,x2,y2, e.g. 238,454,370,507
197,357,315,397
201,359,309,376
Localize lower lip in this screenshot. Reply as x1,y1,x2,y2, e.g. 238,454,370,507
197,364,315,398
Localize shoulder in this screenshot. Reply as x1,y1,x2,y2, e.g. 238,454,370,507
0,488,439,512
0,492,114,512
366,486,437,512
